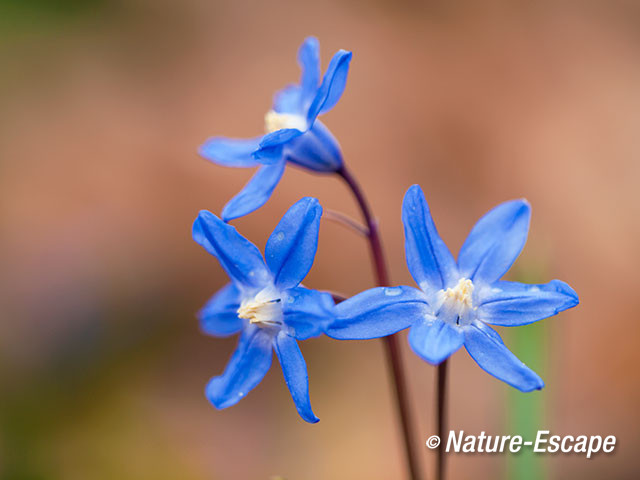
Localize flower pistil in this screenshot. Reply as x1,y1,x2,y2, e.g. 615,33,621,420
237,286,284,326
436,278,476,326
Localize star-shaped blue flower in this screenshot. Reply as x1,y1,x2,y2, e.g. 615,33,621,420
200,37,352,221
327,185,579,391
193,197,335,422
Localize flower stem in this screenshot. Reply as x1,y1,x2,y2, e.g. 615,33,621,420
436,360,448,480
323,208,369,237
336,165,422,480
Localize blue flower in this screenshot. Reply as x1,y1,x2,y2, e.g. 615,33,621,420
193,197,335,422
327,185,579,392
200,37,352,221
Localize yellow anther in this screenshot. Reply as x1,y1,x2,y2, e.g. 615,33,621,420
264,110,307,134
237,287,284,327
443,278,474,308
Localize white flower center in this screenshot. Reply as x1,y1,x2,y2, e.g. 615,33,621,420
237,285,284,327
436,278,476,326
264,110,307,133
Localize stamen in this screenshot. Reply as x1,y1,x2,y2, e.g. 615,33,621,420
437,278,475,326
249,319,283,326
443,279,474,308
237,286,284,328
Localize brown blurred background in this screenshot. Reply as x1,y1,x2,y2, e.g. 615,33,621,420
1,0,639,478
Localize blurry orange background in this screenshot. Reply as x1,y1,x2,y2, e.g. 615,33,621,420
1,0,639,478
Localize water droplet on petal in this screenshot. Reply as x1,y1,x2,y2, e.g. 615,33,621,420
384,287,402,297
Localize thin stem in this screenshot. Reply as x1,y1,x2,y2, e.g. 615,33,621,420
336,165,422,480
436,360,448,480
336,166,388,285
323,208,369,237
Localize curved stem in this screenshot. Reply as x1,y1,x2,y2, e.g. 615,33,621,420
336,165,423,480
436,360,448,480
323,208,369,237
336,166,388,285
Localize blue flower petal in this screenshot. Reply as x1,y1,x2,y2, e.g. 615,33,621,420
402,185,458,294
457,199,531,284
199,137,262,168
198,283,242,337
297,37,320,106
206,327,274,409
477,280,579,327
273,84,304,115
265,197,322,289
252,143,284,163
473,319,504,345
283,287,335,340
193,211,271,290
464,322,544,392
285,121,343,172
408,320,464,365
327,286,428,340
306,50,352,122
221,160,286,221
274,331,319,423
260,128,304,149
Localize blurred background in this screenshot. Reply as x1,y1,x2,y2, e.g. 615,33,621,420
1,0,639,478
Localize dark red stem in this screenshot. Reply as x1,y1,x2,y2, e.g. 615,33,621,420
337,165,423,480
436,360,448,480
